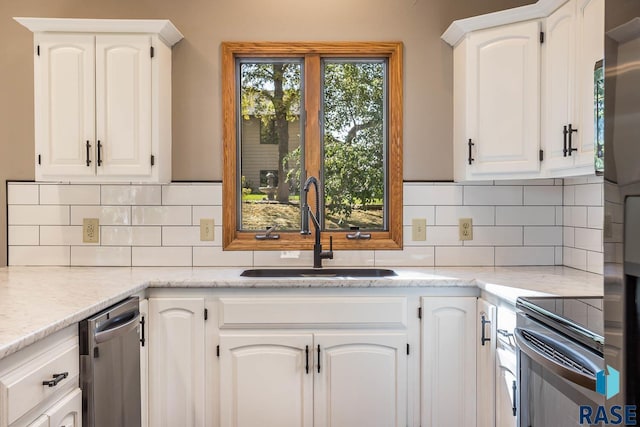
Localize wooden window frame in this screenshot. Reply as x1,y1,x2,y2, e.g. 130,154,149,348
222,42,403,251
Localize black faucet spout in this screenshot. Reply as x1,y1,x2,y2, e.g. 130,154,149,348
301,176,334,268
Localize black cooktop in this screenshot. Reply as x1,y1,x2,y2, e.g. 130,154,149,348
516,296,604,354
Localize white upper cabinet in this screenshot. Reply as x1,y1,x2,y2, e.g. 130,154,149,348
542,0,604,176
443,0,604,181
454,20,541,181
15,18,183,183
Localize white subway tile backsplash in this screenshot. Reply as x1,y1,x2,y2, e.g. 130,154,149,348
575,228,603,252
5,180,604,272
587,251,604,274
435,206,495,226
575,184,603,206
71,246,131,266
192,247,253,267
253,251,314,267
40,226,84,246
162,226,217,246
132,206,191,226
162,184,221,205
9,205,69,225
496,206,556,226
587,207,604,230
403,205,435,226
435,247,494,266
9,246,70,266
100,226,162,246
523,227,562,246
524,186,563,205
132,247,192,267
192,206,224,225
71,206,131,226
463,186,522,206
375,246,435,267
404,184,462,205
40,185,100,205
8,226,39,246
8,184,39,205
495,246,555,266
101,185,162,205
463,226,523,246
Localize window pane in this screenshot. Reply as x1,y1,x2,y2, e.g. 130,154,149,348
238,61,303,231
322,60,386,230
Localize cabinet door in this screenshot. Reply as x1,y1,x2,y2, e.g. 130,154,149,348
95,35,152,178
574,0,604,167
466,21,541,176
477,299,496,427
496,348,517,427
35,33,95,179
148,298,205,427
421,297,476,427
543,0,577,172
45,388,82,427
218,333,313,427
314,333,407,427
139,299,149,427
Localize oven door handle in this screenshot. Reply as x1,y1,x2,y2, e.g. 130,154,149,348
514,328,596,391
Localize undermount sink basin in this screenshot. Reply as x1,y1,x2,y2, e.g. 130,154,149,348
240,268,397,278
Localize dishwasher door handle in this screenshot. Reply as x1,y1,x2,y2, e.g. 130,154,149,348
95,311,140,344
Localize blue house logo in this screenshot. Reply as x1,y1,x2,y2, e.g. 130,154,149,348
596,365,620,400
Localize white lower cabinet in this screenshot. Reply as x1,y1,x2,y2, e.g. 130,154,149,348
219,331,408,427
421,297,477,427
148,297,206,427
495,305,517,427
0,326,80,427
218,333,313,427
477,299,497,427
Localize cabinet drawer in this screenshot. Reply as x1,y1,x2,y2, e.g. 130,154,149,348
218,297,407,329
0,339,79,426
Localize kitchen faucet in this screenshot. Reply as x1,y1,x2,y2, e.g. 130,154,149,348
301,176,333,268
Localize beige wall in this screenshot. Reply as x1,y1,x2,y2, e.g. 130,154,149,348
0,0,534,266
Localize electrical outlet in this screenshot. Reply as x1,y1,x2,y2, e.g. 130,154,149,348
200,218,215,241
412,218,427,241
459,218,473,241
83,218,99,243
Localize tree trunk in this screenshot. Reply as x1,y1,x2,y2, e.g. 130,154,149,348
273,64,290,203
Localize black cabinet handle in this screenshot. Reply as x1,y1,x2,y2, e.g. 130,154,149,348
511,380,517,416
85,141,92,167
97,140,103,166
480,314,491,346
305,345,309,374
568,124,578,156
468,139,475,165
42,372,68,387
317,345,321,373
563,125,569,156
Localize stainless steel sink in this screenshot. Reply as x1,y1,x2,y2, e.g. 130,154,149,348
240,268,397,278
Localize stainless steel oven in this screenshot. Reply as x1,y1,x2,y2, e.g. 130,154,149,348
515,296,604,427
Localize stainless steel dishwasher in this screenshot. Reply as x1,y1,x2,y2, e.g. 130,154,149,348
80,296,142,427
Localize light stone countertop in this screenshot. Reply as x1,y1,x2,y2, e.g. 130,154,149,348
0,266,603,359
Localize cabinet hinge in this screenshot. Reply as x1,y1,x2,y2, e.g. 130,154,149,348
140,316,146,347
216,345,220,357
37,154,41,165
539,149,544,161
36,45,40,56
93,347,99,358
540,31,545,44
150,46,155,58
418,307,422,319
204,308,208,320
150,155,155,166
